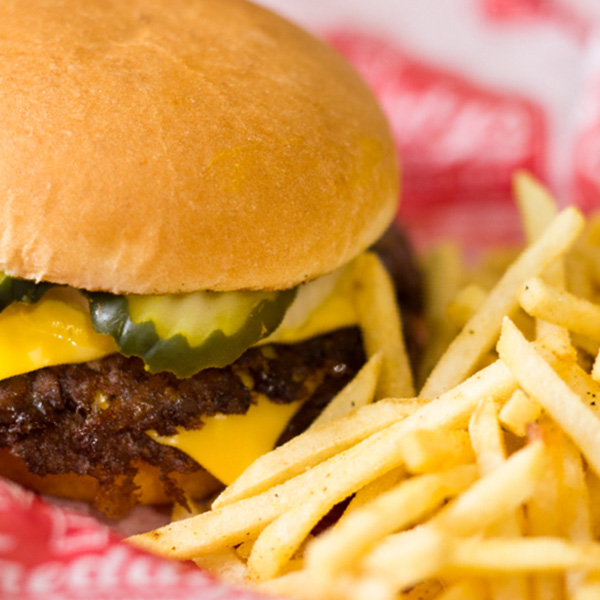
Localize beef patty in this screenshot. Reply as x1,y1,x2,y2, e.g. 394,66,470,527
0,225,422,515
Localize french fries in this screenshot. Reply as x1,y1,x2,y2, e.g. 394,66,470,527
420,205,584,398
353,252,415,399
129,175,600,600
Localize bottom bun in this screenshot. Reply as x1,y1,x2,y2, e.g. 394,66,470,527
0,449,222,513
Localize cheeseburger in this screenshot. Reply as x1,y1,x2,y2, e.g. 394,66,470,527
0,0,420,516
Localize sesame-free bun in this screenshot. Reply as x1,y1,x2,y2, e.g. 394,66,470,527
0,0,398,294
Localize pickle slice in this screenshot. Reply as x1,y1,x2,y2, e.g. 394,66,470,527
88,288,297,377
0,273,53,311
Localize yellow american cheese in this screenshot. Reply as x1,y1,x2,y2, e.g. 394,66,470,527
0,289,117,380
148,396,303,485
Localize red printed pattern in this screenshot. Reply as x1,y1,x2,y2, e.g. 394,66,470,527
327,31,548,248
0,478,261,600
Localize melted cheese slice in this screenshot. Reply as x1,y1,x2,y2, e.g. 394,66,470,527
0,289,117,380
148,396,302,484
1,270,358,482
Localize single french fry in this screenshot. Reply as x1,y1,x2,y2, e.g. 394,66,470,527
435,579,488,600
446,283,487,329
562,438,592,596
235,538,255,560
498,318,600,477
398,429,474,473
343,467,405,514
526,420,564,600
421,206,584,398
418,242,462,389
256,569,333,600
587,470,600,540
305,465,476,577
537,344,600,417
565,252,595,302
499,389,541,437
353,252,414,399
193,548,251,585
468,398,506,474
513,171,559,243
520,276,600,341
575,573,600,600
170,495,204,522
469,399,527,600
309,352,382,430
445,536,600,574
514,171,573,359
366,535,600,593
248,495,326,580
592,348,600,383
361,525,449,591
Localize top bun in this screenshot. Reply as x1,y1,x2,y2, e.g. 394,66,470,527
0,0,398,294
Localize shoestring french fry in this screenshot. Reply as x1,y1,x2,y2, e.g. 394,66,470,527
256,569,333,600
435,579,488,600
469,399,528,600
398,429,474,473
525,420,565,600
418,242,463,383
513,170,559,243
247,495,323,580
514,170,572,359
562,436,592,596
468,399,506,474
535,344,600,418
342,467,406,514
447,536,600,574
498,318,600,476
592,350,600,382
421,206,584,398
353,252,414,399
576,574,600,600
498,389,541,437
193,548,251,585
446,283,487,329
520,276,600,341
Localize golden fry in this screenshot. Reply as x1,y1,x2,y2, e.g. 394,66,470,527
421,206,583,398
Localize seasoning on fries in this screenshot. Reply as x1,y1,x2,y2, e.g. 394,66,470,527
129,174,600,600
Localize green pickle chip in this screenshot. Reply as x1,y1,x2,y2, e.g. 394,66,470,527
88,288,297,377
0,272,53,310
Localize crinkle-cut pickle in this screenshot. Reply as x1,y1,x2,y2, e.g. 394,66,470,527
87,288,297,378
0,273,52,310
0,271,297,378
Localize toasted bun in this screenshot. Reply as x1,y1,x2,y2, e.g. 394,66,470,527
0,0,398,294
